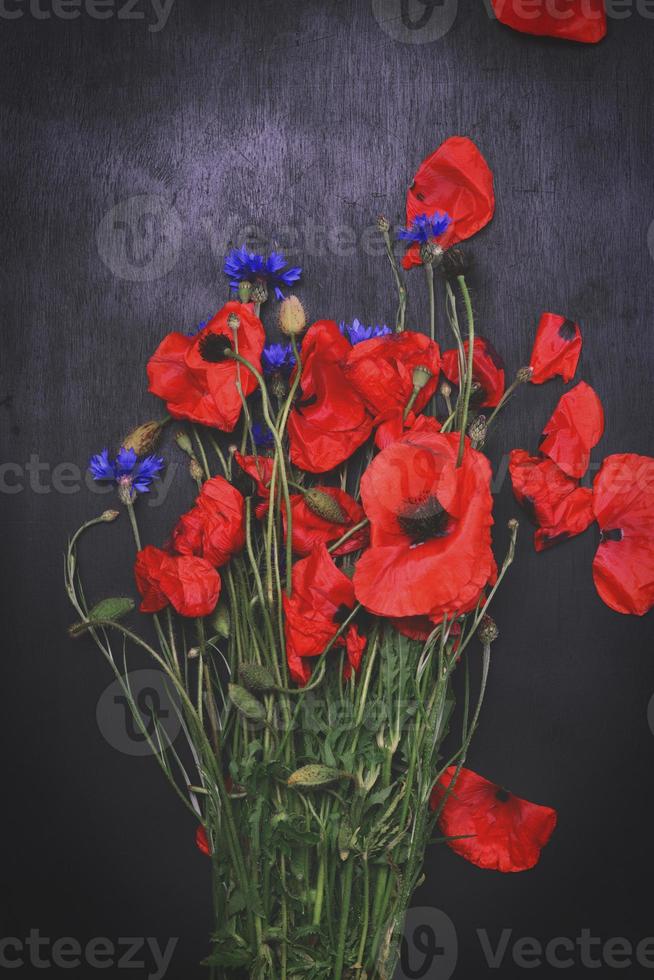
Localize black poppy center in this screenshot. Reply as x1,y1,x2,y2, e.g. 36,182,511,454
601,527,623,543
558,318,577,342
333,603,352,626
199,333,232,363
495,788,510,803
398,495,452,544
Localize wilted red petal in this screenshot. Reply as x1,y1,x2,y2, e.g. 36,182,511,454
147,302,265,431
287,321,373,473
172,476,245,567
134,545,221,618
509,449,594,551
402,136,495,269
283,487,367,556
592,454,654,615
491,0,606,43
539,381,604,479
354,430,495,618
529,313,582,385
430,766,557,873
344,331,441,418
441,337,505,408
283,544,365,685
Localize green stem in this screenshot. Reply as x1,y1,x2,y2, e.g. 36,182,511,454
456,274,475,467
382,225,407,333
334,858,354,980
425,261,435,341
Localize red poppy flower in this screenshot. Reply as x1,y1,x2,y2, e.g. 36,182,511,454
196,825,211,857
373,408,442,451
283,544,366,685
283,487,368,556
491,0,606,43
509,449,594,551
345,330,441,420
172,476,245,567
134,545,221,618
529,313,582,385
592,453,654,616
353,429,496,619
430,766,557,873
441,337,505,408
402,137,495,270
391,614,465,645
539,381,604,479
147,301,265,431
287,321,373,473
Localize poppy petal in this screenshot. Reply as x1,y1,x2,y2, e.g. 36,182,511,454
509,449,594,551
491,0,607,43
539,381,604,479
431,767,557,873
529,313,582,385
441,337,506,408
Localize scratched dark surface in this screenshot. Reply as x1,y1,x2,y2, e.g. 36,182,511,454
1,1,654,977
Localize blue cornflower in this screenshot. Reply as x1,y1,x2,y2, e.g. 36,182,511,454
89,447,165,501
397,211,452,245
251,422,275,450
339,318,392,346
223,246,302,300
262,342,297,375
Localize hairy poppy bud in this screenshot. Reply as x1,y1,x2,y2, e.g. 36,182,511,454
420,241,444,266
516,366,534,384
377,215,390,233
287,765,351,789
228,683,267,723
100,509,120,523
239,663,277,693
478,614,499,645
250,281,268,304
122,420,164,456
440,247,472,280
303,488,348,524
468,414,487,449
189,458,204,482
237,281,252,303
227,312,240,331
279,295,307,337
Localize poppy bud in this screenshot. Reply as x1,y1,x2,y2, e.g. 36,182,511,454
227,312,240,331
477,614,499,645
228,683,267,723
303,488,348,525
287,765,351,789
412,364,433,393
508,518,519,532
122,420,165,456
516,366,534,384
420,241,444,266
189,458,204,483
250,282,268,304
468,414,488,449
440,247,472,280
239,663,277,693
377,215,390,233
175,431,194,457
279,295,307,337
100,509,120,522
237,281,252,303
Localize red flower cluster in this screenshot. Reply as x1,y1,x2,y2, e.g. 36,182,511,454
431,767,557,872
134,475,245,618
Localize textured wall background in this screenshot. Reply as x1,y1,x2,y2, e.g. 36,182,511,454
1,1,653,977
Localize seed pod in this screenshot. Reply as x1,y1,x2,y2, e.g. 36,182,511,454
175,431,194,457
516,365,534,384
279,295,307,337
411,365,433,393
239,664,278,694
477,614,499,645
238,281,252,303
228,683,267,723
303,488,347,525
122,420,165,456
287,765,351,789
468,414,488,449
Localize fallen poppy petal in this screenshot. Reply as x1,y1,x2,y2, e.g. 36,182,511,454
509,449,594,551
529,313,582,385
491,0,607,43
539,381,604,479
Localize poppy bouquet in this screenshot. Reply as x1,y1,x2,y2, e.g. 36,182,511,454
65,136,653,980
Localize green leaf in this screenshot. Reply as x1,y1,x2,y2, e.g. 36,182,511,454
202,946,252,968
227,889,247,916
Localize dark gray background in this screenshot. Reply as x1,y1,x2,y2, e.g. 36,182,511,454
1,1,653,977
